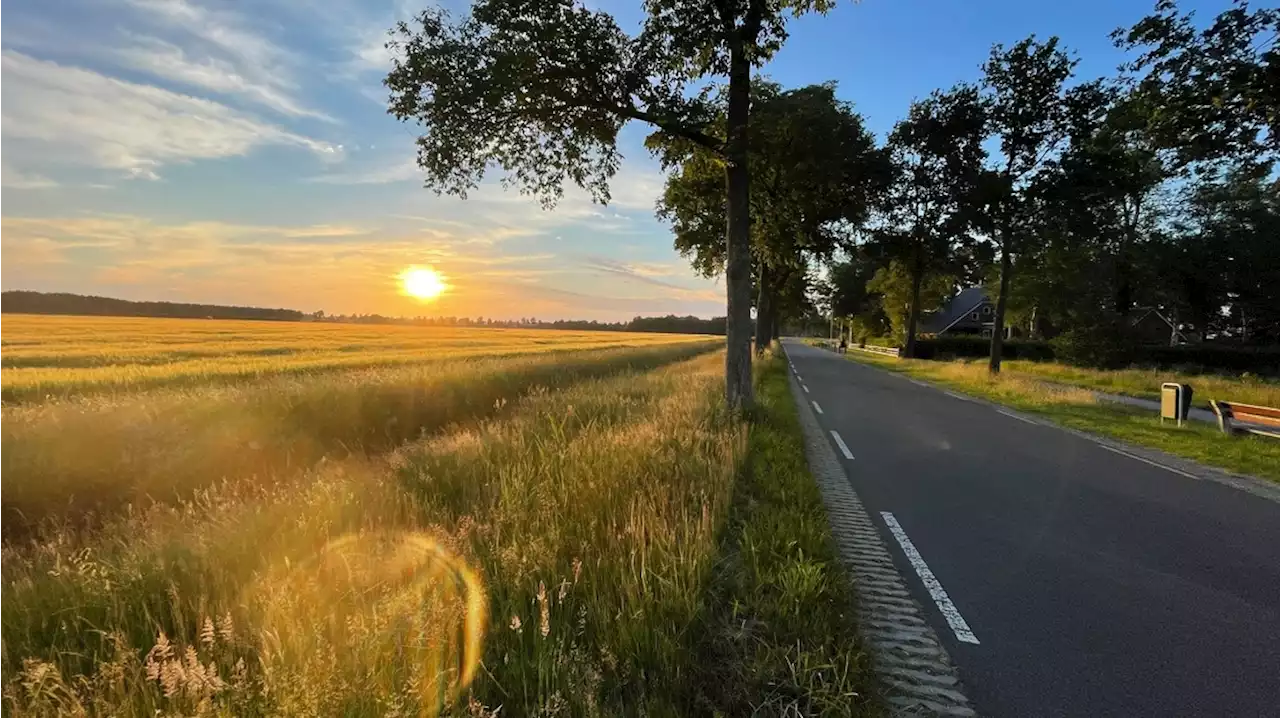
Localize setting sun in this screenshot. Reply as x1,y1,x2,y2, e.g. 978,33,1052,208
399,266,448,301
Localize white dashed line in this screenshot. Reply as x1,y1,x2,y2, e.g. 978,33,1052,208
997,409,1039,426
802,383,810,393
830,430,854,459
944,391,972,402
880,512,980,645
812,401,824,414
1097,444,1199,480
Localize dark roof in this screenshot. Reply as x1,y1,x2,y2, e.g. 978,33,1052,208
920,286,990,334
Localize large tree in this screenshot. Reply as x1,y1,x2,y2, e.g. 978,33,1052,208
655,82,885,351
873,85,986,357
385,0,833,410
977,36,1079,373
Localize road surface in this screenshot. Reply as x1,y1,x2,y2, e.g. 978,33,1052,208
782,339,1280,717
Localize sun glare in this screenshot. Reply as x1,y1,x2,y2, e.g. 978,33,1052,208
400,266,448,300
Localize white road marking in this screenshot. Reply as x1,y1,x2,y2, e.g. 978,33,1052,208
830,430,855,460
812,401,824,414
944,391,972,402
795,373,802,381
802,383,810,393
1097,444,1199,480
997,409,1039,426
880,512,980,645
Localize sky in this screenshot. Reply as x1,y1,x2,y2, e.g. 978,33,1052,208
0,0,1221,321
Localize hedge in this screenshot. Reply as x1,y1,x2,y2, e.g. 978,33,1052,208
906,336,1056,362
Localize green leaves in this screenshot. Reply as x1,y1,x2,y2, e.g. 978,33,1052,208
1114,0,1279,166
386,2,634,207
385,0,835,210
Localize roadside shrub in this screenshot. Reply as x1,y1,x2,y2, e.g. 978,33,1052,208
1134,345,1280,376
897,336,1055,362
1051,324,1140,369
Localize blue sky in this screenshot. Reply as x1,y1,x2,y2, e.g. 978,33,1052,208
1,0,1216,320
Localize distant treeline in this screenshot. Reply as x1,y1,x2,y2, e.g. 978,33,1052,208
2,291,305,322
1,291,726,335
309,311,726,335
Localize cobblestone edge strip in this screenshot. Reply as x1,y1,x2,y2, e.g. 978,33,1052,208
783,362,978,717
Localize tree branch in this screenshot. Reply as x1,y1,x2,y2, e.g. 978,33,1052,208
620,104,726,155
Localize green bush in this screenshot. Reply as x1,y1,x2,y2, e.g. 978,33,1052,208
1133,345,1280,376
896,336,1055,362
1050,324,1140,369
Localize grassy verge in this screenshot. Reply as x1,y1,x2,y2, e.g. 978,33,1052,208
836,349,1280,483
3,351,877,716
999,359,1280,409
686,352,877,716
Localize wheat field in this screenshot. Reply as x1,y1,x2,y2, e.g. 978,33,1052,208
1,315,715,403
1,316,876,717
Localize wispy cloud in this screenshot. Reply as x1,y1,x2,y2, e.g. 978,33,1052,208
2,51,340,180
2,164,59,189
311,159,419,185
581,256,698,291
120,0,332,121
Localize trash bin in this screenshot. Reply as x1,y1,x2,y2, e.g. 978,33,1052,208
1160,383,1193,426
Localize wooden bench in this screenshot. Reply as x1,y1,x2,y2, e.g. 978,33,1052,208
1209,400,1280,439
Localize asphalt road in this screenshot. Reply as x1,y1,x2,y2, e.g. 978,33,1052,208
782,339,1280,717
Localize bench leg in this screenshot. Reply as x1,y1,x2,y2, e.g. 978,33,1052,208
1210,401,1234,436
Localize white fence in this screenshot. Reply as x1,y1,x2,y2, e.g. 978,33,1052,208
814,340,902,358
851,344,902,358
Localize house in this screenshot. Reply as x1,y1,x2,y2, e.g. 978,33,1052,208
1130,307,1187,346
920,287,1008,338
922,289,1189,345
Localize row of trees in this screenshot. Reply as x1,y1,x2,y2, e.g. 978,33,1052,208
823,0,1279,367
385,0,1276,408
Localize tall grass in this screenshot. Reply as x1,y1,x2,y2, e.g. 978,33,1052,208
3,353,738,715
2,342,716,538
3,349,877,716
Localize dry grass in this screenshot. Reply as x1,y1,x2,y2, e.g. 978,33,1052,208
2,342,717,538
999,360,1280,409
1,315,713,402
3,319,875,716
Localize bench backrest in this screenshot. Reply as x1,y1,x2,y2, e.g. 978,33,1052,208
1217,401,1280,429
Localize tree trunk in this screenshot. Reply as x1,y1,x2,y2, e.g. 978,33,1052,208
904,255,924,359
723,43,754,410
1115,248,1132,318
755,263,773,354
988,237,1013,374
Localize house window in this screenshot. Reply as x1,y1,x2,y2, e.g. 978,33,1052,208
982,305,992,315
981,328,993,338
970,312,980,321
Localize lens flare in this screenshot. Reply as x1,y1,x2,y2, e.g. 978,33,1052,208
252,531,486,715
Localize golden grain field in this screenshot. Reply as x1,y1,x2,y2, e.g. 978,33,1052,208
1,316,875,717
1,315,715,402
